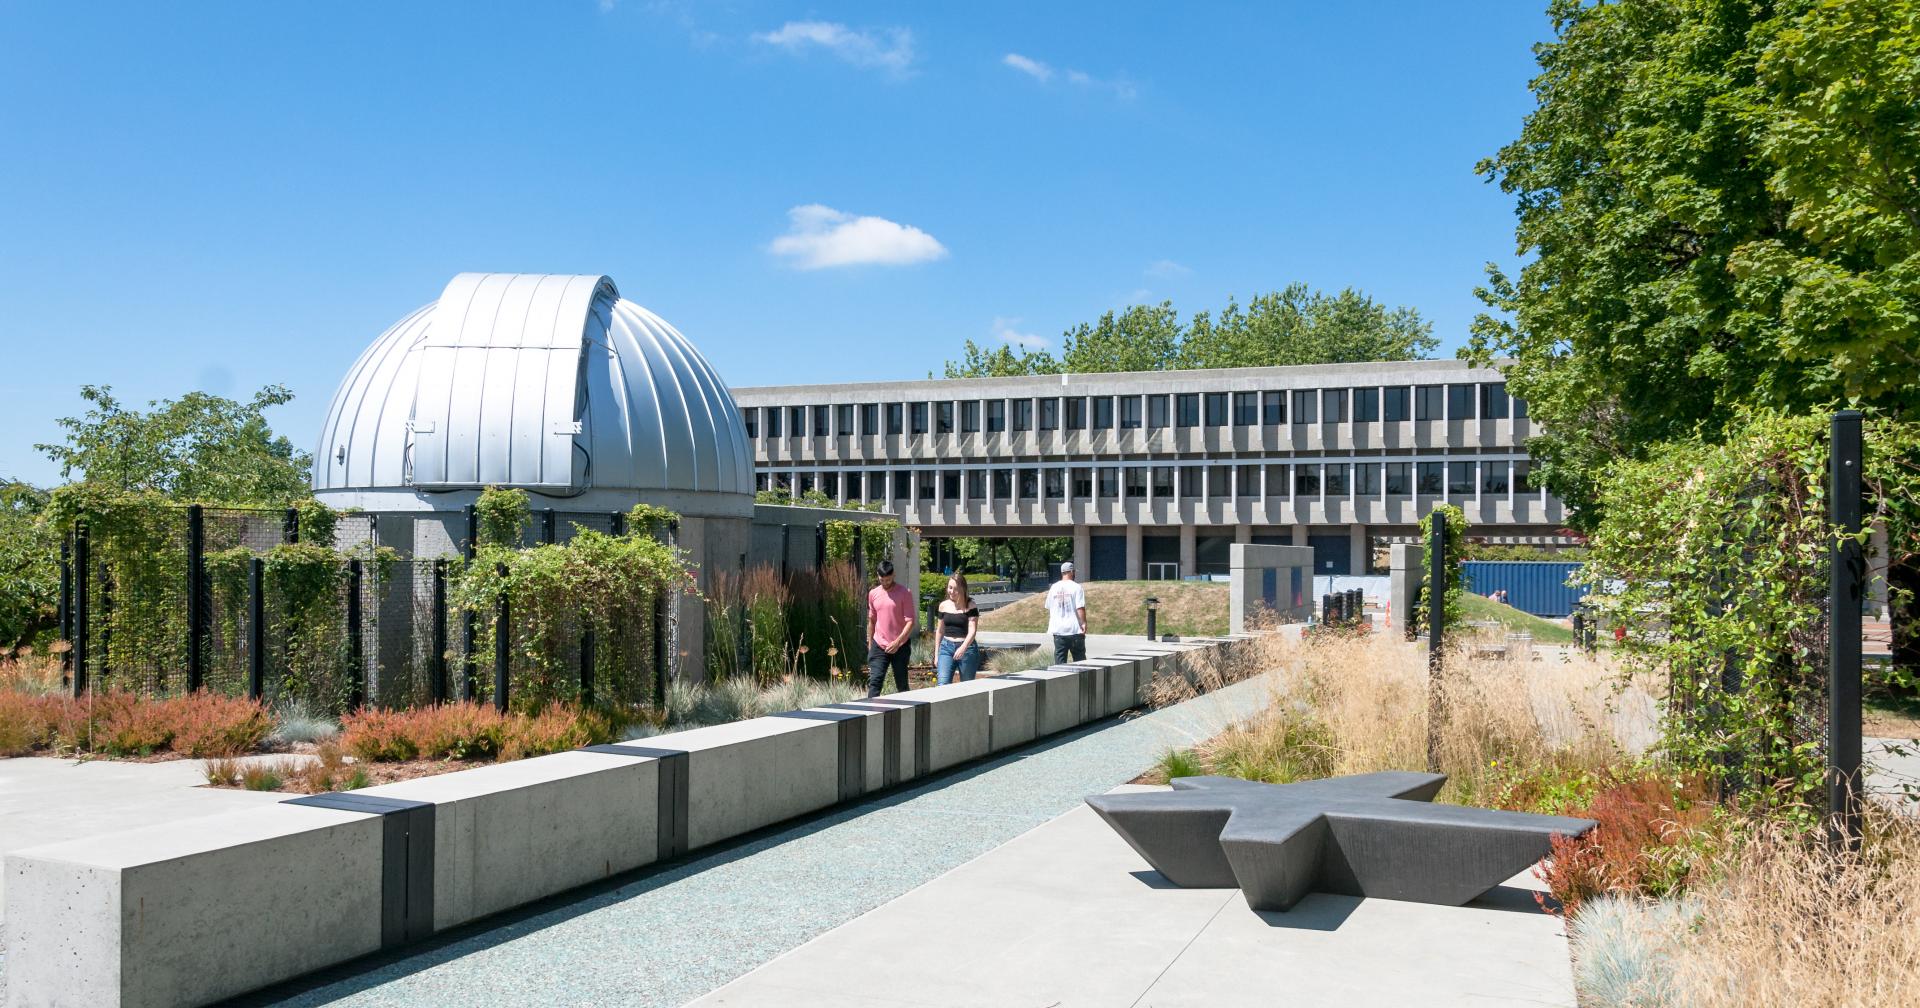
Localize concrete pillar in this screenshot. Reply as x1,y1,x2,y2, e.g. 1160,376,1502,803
1349,523,1367,576
1073,525,1091,580
1290,523,1308,547
1179,524,1197,578
1234,523,1252,544
1125,524,1144,580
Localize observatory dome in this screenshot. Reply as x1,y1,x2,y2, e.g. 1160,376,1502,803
313,272,752,518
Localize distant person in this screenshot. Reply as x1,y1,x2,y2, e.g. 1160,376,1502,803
935,574,982,685
866,560,915,697
1048,561,1089,663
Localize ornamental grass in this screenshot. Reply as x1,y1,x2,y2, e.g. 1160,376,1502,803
338,701,624,763
0,687,272,758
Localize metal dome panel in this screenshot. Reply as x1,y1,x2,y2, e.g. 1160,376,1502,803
314,272,753,507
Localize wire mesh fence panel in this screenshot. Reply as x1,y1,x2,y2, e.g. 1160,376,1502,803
77,509,192,697
201,508,295,699
260,566,354,716
363,559,445,709
465,591,662,713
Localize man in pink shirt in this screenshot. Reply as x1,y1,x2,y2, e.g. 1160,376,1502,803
866,560,917,697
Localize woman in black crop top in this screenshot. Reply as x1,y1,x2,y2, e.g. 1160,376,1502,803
935,574,982,685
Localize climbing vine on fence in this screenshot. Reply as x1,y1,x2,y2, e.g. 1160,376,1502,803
824,518,900,572
1581,409,1920,821
1415,503,1468,633
454,497,697,712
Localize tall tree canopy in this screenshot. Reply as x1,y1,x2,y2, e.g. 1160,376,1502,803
941,285,1433,378
1469,0,1920,522
37,384,313,505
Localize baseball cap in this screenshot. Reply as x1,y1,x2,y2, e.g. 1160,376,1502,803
1060,561,1075,572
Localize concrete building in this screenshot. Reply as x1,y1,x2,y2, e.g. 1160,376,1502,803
732,360,1571,581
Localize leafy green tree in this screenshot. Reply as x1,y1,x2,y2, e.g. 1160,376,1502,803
1057,302,1185,373
37,385,313,505
1181,284,1436,369
1469,0,1920,522
940,287,1432,378
939,340,1060,378
0,481,58,647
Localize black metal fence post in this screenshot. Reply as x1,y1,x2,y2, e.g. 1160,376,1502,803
58,535,72,684
853,525,866,584
1829,409,1865,849
815,522,827,569
1426,510,1447,775
652,592,667,711
462,504,478,702
610,510,627,537
248,557,265,700
186,504,206,692
541,508,556,545
346,559,364,709
781,524,791,581
284,506,300,544
73,523,89,697
431,559,448,704
493,563,510,714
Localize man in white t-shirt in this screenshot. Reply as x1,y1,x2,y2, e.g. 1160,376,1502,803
1047,562,1089,663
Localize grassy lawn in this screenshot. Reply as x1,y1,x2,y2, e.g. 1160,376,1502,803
1459,592,1575,644
980,580,1229,637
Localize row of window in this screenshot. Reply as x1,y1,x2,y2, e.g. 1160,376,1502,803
757,459,1539,502
741,383,1527,439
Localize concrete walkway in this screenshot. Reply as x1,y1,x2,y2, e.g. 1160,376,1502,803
223,675,1283,1008
693,789,1573,1008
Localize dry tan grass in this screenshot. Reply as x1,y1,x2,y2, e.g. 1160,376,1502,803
1657,812,1920,1008
1161,630,1657,806
979,581,1228,637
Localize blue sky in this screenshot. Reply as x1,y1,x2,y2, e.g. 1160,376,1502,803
0,2,1551,487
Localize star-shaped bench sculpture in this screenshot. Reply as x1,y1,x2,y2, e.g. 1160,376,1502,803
1086,772,1596,912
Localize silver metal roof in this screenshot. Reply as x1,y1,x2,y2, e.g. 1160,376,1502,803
314,272,753,513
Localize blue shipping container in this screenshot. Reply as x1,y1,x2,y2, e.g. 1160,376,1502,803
1462,561,1587,618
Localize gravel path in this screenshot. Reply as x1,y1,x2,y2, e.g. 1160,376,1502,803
224,673,1283,1008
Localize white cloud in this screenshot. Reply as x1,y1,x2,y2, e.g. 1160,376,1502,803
754,21,914,73
1145,259,1191,278
1005,53,1135,99
1002,53,1052,82
768,204,948,270
990,316,1050,350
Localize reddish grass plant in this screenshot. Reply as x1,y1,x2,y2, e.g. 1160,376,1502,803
340,701,620,764
2,689,272,758
1535,772,1718,914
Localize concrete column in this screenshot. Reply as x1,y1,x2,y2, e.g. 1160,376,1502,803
1235,523,1252,544
1125,524,1144,580
1349,523,1367,576
1179,524,1197,578
1290,523,1308,547
1073,525,1091,579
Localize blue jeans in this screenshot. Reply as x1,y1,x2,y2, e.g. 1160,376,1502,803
936,637,980,685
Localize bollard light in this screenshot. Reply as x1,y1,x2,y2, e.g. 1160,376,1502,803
1145,596,1160,641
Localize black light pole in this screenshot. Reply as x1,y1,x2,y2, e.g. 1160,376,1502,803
248,557,265,700
73,523,89,697
1426,510,1447,775
1828,410,1865,850
186,504,205,692
493,563,511,714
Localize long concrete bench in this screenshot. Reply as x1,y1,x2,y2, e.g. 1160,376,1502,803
3,632,1270,1008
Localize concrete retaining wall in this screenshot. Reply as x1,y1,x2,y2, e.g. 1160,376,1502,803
3,632,1271,1008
